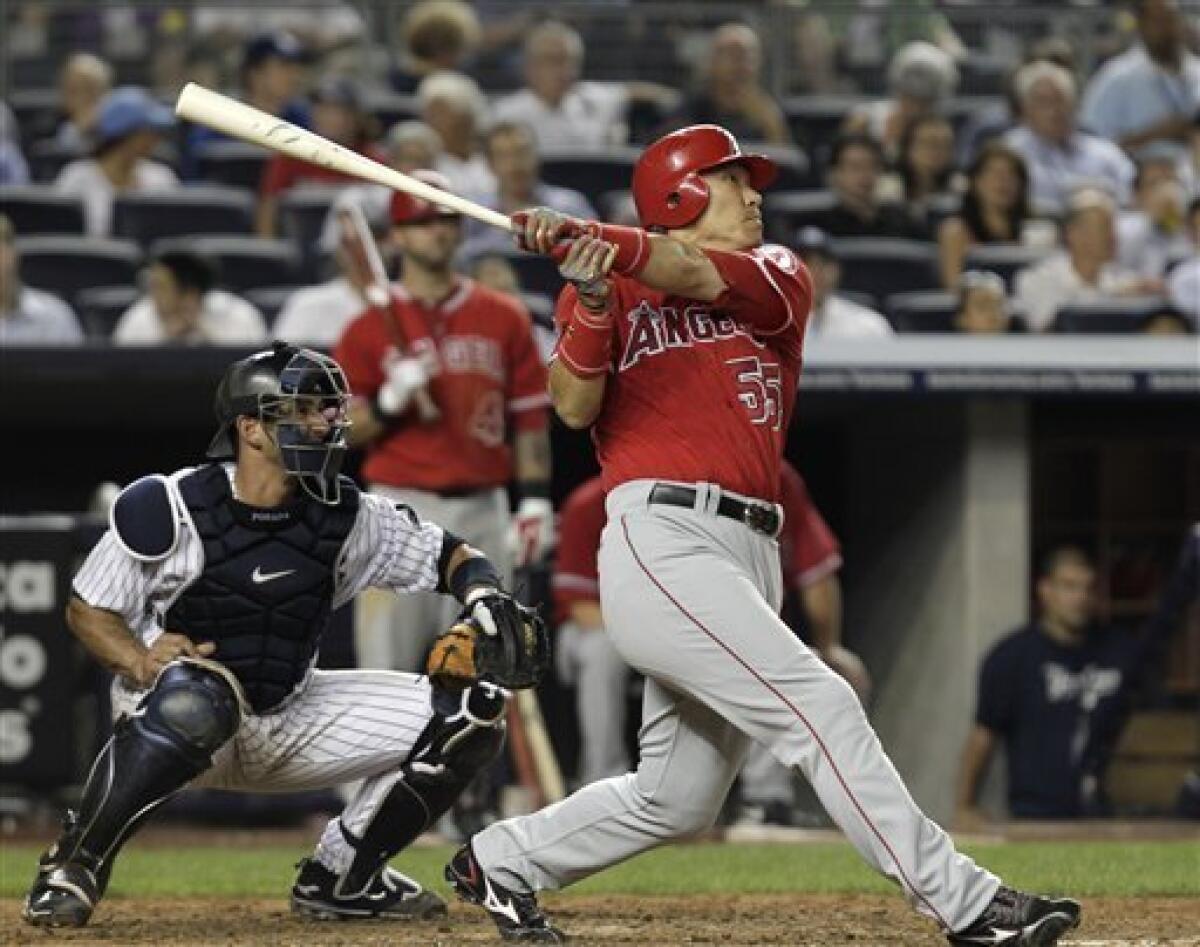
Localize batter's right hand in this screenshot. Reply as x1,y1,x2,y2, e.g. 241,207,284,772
131,634,216,689
512,208,580,255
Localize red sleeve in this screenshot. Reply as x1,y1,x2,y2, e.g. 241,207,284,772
260,155,294,196
704,244,813,336
779,463,841,588
333,310,384,400
504,297,550,432
552,479,607,622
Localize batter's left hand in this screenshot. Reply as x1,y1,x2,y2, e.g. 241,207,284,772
507,497,556,566
512,208,580,255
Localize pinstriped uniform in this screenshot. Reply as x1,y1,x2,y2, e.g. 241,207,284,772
75,465,445,801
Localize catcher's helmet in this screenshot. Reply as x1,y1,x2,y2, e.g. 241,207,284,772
389,168,460,225
632,124,778,231
206,342,351,504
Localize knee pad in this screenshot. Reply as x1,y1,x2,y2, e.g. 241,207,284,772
136,662,241,768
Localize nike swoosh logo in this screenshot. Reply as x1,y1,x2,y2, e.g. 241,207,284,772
252,566,295,584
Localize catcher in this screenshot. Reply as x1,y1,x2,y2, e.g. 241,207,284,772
24,342,548,929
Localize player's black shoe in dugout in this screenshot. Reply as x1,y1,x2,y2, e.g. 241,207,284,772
948,885,1081,946
290,857,448,921
23,862,100,928
445,843,567,943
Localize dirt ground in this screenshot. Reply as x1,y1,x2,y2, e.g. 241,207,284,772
3,894,1198,946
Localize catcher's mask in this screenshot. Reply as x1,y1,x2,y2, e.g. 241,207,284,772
206,342,351,505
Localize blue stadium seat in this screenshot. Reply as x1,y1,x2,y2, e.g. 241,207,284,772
194,141,271,189
278,186,345,264
467,246,563,298
113,186,256,246
245,286,307,329
151,236,301,293
1053,297,1174,334
1,185,85,235
831,238,940,298
754,145,814,191
765,189,836,238
781,95,868,153
362,91,420,130
540,150,639,210
963,244,1045,290
886,291,959,333
8,88,61,148
75,285,141,339
27,140,85,183
16,236,142,306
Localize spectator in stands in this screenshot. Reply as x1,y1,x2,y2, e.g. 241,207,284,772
416,71,495,196
1165,196,1200,327
54,53,114,153
954,270,1015,335
1015,188,1160,332
1118,153,1192,279
1003,62,1135,214
795,227,894,339
257,77,382,237
183,31,309,179
0,215,83,345
938,143,1032,288
390,0,482,93
0,102,30,185
459,120,596,258
663,22,792,146
492,20,678,150
811,133,925,239
879,113,958,234
843,41,959,163
54,87,179,238
112,249,266,345
1080,0,1200,165
956,547,1142,824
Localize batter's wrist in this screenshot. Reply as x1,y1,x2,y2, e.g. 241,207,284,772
555,317,613,379
581,222,651,276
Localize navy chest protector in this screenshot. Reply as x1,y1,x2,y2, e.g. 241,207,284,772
165,465,359,713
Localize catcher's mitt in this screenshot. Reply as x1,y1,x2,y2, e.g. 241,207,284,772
427,605,549,690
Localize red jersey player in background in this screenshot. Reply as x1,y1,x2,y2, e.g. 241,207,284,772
445,124,1080,946
553,464,870,814
334,170,552,676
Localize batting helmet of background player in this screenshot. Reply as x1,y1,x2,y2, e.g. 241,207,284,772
631,124,778,231
390,168,461,225
206,342,351,504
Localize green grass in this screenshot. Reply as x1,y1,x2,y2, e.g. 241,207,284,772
1,841,1196,900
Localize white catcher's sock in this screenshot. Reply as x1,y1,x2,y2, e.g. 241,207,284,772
314,817,355,875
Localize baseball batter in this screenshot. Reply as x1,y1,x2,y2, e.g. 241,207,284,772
23,344,547,929
334,170,552,674
445,125,1082,946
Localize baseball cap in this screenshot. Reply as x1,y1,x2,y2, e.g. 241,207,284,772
794,226,835,260
389,168,461,225
242,31,306,72
311,76,364,112
95,86,174,146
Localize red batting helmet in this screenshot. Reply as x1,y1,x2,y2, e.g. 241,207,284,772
389,169,461,225
632,124,778,230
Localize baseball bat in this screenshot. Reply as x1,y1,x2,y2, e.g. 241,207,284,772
176,83,512,232
335,203,440,423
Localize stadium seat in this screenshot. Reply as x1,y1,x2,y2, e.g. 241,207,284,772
1053,297,1173,334
27,139,85,183
468,246,564,298
194,141,271,189
766,190,837,238
540,150,640,210
245,286,306,328
886,291,959,333
8,88,61,147
957,55,1009,96
0,186,85,235
831,238,940,298
278,186,344,263
16,236,142,306
75,285,140,339
520,291,555,330
113,186,256,246
946,97,1006,136
151,236,301,293
782,95,869,153
926,193,962,232
754,145,814,191
837,289,881,313
362,91,420,129
963,244,1045,290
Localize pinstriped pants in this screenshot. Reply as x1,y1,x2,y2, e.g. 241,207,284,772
473,480,1000,933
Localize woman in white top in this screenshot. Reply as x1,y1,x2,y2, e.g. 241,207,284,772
55,86,179,237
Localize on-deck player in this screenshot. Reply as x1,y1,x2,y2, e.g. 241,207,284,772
444,124,1082,945
23,344,541,929
334,170,552,674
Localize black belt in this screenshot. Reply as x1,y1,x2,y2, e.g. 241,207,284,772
648,483,781,537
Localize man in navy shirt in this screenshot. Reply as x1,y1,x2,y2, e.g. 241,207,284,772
956,547,1139,824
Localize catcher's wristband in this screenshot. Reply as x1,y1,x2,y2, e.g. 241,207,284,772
556,308,613,379
581,222,651,276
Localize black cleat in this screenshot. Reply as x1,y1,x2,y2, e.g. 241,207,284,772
445,843,567,943
949,885,1082,946
290,857,447,921
23,862,100,928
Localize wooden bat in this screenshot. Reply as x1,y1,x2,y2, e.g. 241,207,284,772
335,202,440,423
176,83,511,232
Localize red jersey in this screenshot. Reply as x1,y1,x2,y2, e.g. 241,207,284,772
260,144,388,196
555,244,812,502
553,463,839,623
335,278,549,492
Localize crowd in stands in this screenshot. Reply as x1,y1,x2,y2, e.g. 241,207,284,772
3,0,1198,346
